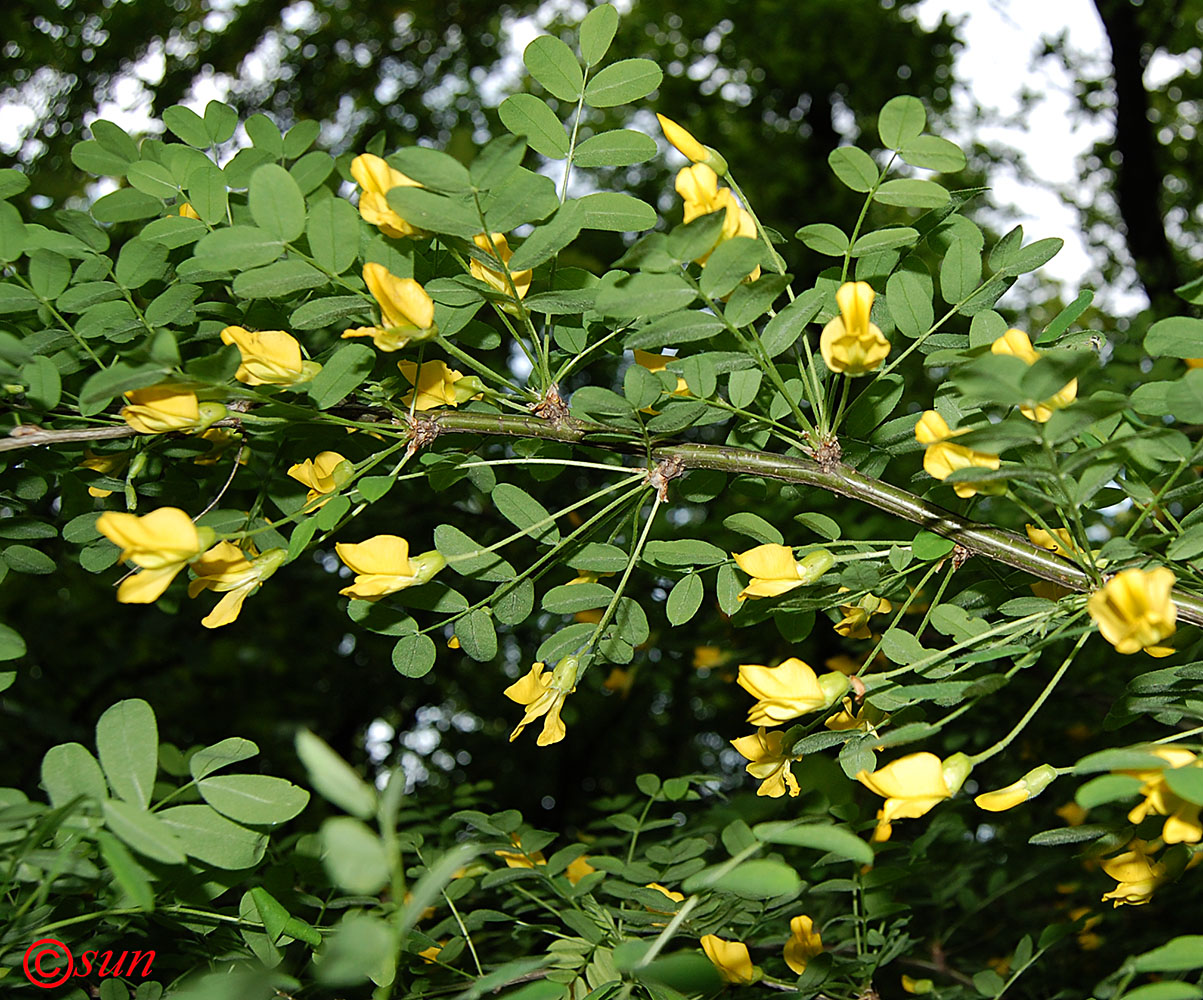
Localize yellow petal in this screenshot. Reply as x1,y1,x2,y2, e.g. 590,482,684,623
117,565,184,604
857,752,950,801
657,113,709,163
733,543,800,581
335,535,412,576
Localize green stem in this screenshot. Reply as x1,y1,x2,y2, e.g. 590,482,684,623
584,488,660,654
840,152,898,285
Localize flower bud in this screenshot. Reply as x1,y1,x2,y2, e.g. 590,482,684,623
817,670,852,709
409,549,447,587
797,548,835,585
196,401,228,431
974,763,1058,812
550,654,581,691
942,752,973,796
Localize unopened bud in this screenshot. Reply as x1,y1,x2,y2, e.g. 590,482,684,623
196,401,228,432
817,671,852,708
797,548,835,585
410,549,447,586
942,752,973,796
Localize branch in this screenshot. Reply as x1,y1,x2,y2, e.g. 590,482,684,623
426,410,1203,628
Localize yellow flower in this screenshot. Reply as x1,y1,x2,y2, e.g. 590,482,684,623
693,645,725,670
417,944,442,964
334,535,446,600
193,427,247,467
503,656,579,747
914,410,1001,498
1122,748,1202,845
732,544,834,600
1056,802,1089,827
287,451,351,507
857,752,972,838
564,855,596,885
1088,567,1177,656
219,326,321,387
121,385,226,436
730,728,800,798
350,153,425,239
656,113,710,165
824,696,887,734
820,282,890,376
1100,840,1165,907
469,233,532,303
902,974,934,994
633,349,690,395
342,263,437,351
1025,524,1080,560
974,763,1058,812
990,328,1077,422
495,834,547,868
834,589,893,639
398,359,484,410
187,542,286,628
783,915,823,976
644,883,685,911
1186,358,1203,369
674,164,759,276
79,448,131,497
737,658,849,726
95,507,213,604
699,935,761,985
178,202,201,220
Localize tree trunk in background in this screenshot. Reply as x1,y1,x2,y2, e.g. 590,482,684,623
1093,0,1182,313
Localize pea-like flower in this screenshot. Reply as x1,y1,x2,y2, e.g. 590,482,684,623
188,542,286,628
504,656,579,747
1122,748,1202,844
834,589,893,639
287,451,351,508
95,507,214,604
732,544,834,600
178,202,201,220
1100,840,1165,907
700,935,762,985
783,915,823,976
494,833,547,868
990,328,1077,422
350,153,425,239
1087,567,1177,656
469,233,532,304
398,360,485,410
564,856,596,885
730,727,800,798
656,113,715,167
334,535,446,600
974,763,1058,812
824,696,888,733
220,326,321,387
820,281,890,376
633,349,689,395
737,657,850,726
914,410,1001,498
79,448,131,498
342,263,438,352
857,752,972,840
121,385,227,436
675,163,759,276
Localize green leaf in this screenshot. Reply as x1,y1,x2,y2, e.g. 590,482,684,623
760,287,824,357
232,258,326,299
163,105,210,147
96,831,154,912
584,58,663,107
0,168,29,200
683,858,801,899
898,135,966,172
508,203,583,270
78,361,168,411
470,134,526,191
828,146,879,192
997,237,1062,277
194,225,284,269
189,737,260,780
295,728,377,819
390,146,472,194
595,272,695,317
321,816,389,893
198,774,310,826
1165,369,1203,421
103,799,186,864
386,186,480,237
0,203,26,262
482,167,558,231
20,356,62,410
0,623,26,661
304,343,375,409
1131,936,1203,973
2,544,56,574
72,140,133,176
434,523,516,581
699,237,761,298
1075,773,1143,809
886,267,933,338
183,158,227,223
569,543,629,573
796,223,848,256
877,95,926,149
624,362,661,409
307,197,361,275
579,3,619,64
849,227,920,256
392,633,437,678
940,235,981,304
203,99,238,143
753,821,875,865
874,178,949,209
912,530,955,560
625,310,724,350
248,163,306,242
726,274,789,327
499,94,569,158
574,128,657,167
456,608,498,662
794,512,842,540
1145,317,1203,358
42,742,108,808
92,187,163,223
494,578,536,626
96,699,158,808
727,368,762,409
578,191,657,232
115,238,169,289
126,160,181,199
666,574,704,625
724,512,783,544
1027,824,1113,846
644,539,726,566
158,803,267,869
1119,985,1202,1000
1165,766,1203,805
543,582,615,614
290,294,369,330
525,35,584,101
245,113,284,156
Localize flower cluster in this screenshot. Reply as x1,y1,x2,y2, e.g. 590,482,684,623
914,410,1001,498
820,281,890,376
700,914,822,984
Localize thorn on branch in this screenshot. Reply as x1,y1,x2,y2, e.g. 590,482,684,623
952,544,972,570
646,454,686,502
530,383,570,426
405,414,442,459
812,436,842,473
